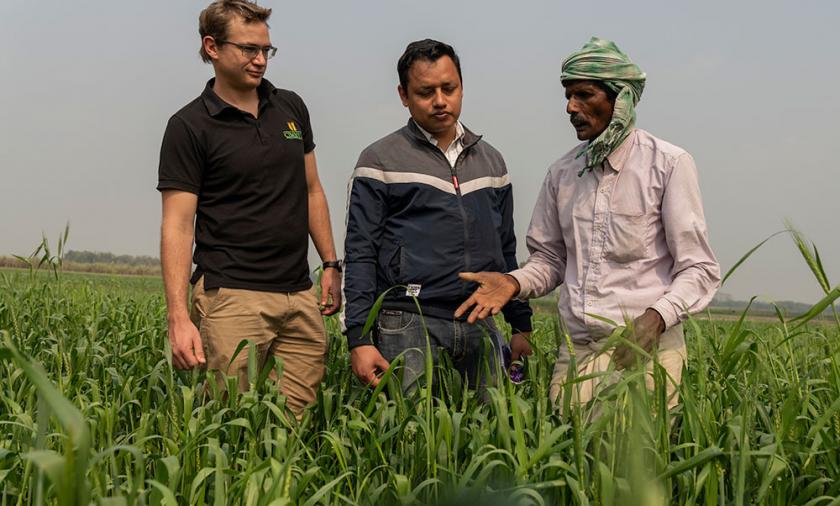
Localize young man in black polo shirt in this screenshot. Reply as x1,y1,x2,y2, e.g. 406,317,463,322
157,0,341,417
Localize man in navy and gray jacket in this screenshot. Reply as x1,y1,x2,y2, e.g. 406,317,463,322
343,39,533,389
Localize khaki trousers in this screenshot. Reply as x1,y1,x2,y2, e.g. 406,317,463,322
549,324,686,410
190,277,328,416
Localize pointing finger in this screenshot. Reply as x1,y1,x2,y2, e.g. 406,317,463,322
454,295,477,318
458,272,479,283
468,304,484,324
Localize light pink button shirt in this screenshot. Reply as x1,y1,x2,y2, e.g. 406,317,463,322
510,129,720,343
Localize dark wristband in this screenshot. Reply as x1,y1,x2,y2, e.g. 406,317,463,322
322,260,343,273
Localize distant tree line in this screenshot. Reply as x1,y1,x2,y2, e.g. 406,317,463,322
711,293,833,317
63,250,160,267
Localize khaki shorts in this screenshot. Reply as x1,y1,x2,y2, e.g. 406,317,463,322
549,324,686,411
190,276,327,417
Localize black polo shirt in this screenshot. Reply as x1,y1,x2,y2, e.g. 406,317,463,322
157,78,314,292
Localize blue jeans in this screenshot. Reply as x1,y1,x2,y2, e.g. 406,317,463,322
374,309,503,391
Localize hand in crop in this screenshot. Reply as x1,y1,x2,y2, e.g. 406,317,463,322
350,345,391,387
510,332,533,362
168,318,206,370
320,267,342,316
613,308,665,369
455,272,521,323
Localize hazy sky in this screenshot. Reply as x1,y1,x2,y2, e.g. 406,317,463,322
1,0,838,304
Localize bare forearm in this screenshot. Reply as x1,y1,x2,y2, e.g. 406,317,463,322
160,220,194,323
308,190,337,262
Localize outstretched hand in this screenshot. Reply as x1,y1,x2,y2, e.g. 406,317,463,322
455,272,521,324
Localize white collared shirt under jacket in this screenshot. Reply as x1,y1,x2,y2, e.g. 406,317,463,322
510,129,721,343
416,120,465,168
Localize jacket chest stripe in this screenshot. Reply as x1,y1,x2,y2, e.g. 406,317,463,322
459,175,511,196
352,167,456,195
352,167,511,197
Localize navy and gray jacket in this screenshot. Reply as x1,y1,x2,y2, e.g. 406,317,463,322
343,120,533,349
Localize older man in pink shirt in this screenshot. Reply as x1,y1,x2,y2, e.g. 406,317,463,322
456,37,720,408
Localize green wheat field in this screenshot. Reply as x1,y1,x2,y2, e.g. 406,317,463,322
1,231,839,505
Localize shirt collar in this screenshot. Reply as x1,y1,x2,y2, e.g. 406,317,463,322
605,129,637,172
201,78,276,117
413,119,465,149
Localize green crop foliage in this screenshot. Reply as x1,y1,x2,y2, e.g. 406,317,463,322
1,229,839,504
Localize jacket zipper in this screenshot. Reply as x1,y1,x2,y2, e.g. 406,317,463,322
451,150,471,298
419,130,481,300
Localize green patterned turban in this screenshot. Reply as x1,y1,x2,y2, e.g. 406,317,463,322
561,37,646,176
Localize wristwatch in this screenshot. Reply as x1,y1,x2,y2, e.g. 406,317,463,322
322,260,343,273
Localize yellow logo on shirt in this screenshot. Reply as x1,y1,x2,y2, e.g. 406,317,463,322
283,121,302,140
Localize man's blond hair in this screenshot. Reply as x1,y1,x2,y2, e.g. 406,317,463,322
198,0,272,63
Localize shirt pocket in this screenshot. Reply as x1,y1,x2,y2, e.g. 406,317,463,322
605,210,649,263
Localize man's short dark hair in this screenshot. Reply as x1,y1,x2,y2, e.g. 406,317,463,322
397,39,462,90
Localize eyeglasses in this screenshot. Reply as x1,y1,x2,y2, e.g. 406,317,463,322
216,39,277,60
